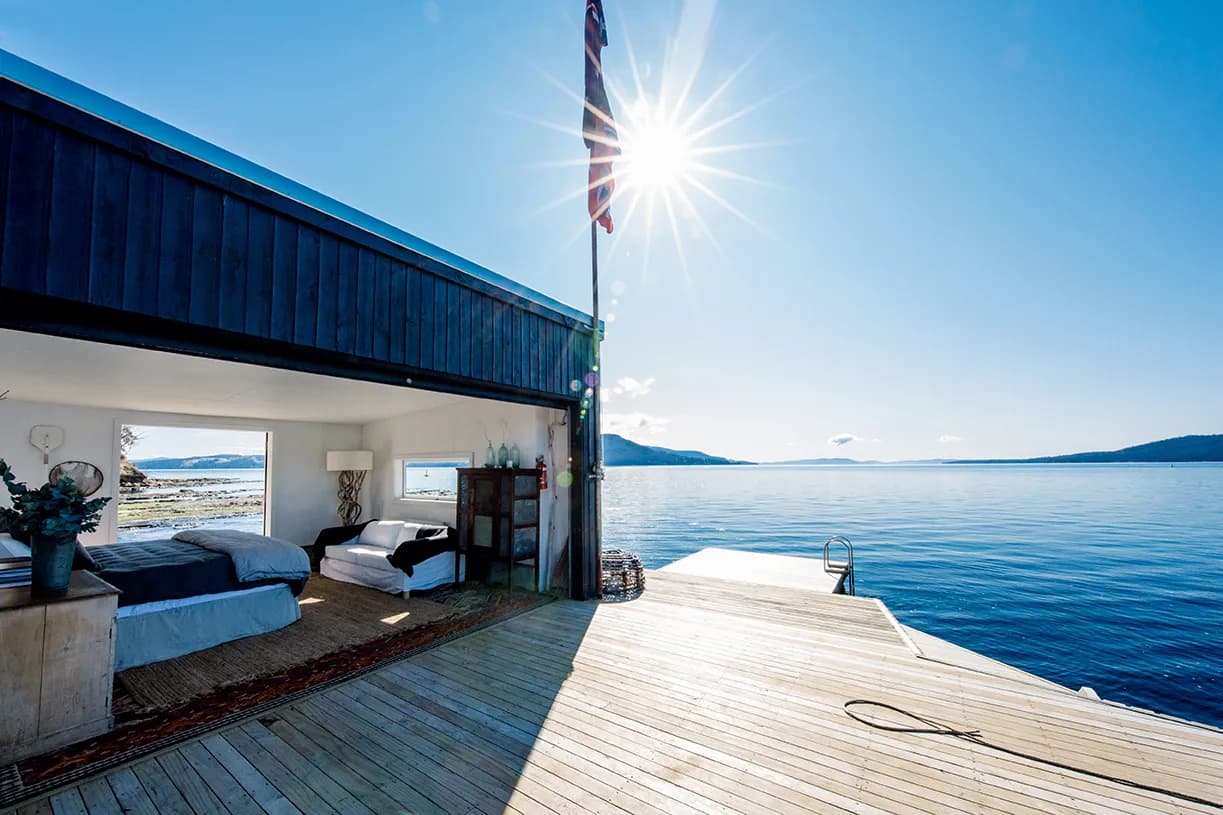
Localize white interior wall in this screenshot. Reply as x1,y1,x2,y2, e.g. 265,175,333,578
361,397,571,591
0,398,360,547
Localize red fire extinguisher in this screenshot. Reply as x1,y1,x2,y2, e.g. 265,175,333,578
536,455,548,490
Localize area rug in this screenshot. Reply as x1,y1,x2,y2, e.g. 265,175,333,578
115,576,459,710
6,578,551,803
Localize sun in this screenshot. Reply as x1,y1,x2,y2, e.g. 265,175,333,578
620,98,694,193
518,9,785,271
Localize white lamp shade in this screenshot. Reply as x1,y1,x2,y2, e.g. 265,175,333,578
327,450,374,472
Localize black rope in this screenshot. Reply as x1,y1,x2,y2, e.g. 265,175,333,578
843,700,1223,810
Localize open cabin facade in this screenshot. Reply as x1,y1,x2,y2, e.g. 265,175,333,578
0,51,601,600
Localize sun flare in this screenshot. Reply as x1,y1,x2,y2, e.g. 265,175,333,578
520,9,785,272
620,99,695,193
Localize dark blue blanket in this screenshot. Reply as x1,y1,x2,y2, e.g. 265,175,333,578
88,539,307,607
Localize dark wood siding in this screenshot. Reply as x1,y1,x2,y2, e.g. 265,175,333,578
0,82,591,402
0,77,599,599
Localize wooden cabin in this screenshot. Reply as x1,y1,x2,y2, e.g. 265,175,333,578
0,49,602,601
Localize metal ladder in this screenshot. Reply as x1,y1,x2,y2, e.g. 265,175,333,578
823,535,855,595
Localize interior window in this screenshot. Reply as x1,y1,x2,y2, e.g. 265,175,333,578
399,457,470,501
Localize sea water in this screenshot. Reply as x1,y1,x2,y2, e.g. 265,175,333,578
603,463,1223,728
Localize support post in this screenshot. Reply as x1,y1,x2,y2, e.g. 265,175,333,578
590,222,603,598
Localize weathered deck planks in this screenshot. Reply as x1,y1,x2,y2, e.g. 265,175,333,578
7,570,1222,814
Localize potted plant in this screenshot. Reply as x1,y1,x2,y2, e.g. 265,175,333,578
0,459,110,595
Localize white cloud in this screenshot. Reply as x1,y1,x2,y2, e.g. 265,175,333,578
603,412,671,439
870,438,883,444
603,376,656,404
615,376,655,398
938,434,964,444
828,433,861,446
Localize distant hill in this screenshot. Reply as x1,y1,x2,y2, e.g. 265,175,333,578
768,458,949,465
950,434,1223,464
132,454,266,470
603,434,753,466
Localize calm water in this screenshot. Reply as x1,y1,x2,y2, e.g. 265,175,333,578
138,468,266,494
603,464,1223,727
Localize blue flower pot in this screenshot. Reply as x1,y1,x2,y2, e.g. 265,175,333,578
31,534,76,595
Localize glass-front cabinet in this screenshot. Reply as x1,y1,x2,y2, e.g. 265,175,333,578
457,468,541,591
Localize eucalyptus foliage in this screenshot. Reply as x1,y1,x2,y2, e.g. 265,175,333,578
0,459,110,541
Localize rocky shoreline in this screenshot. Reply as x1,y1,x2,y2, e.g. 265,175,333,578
118,476,264,530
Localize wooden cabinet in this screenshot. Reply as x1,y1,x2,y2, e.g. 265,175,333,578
457,468,541,591
0,571,118,764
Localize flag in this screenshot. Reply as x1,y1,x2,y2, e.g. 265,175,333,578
584,0,619,233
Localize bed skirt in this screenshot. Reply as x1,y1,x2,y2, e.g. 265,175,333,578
114,584,301,671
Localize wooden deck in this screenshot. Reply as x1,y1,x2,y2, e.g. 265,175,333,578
8,570,1223,814
660,547,847,594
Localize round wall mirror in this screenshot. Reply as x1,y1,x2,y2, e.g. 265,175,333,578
48,461,105,497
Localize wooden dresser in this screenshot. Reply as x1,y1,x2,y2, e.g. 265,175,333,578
0,571,119,764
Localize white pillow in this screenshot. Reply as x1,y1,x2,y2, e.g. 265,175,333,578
358,521,405,550
397,522,427,543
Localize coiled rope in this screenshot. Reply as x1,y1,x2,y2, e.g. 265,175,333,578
843,700,1222,810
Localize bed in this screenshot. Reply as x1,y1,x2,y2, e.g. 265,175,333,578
85,529,310,670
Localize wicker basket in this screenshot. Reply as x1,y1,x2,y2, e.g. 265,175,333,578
601,548,645,601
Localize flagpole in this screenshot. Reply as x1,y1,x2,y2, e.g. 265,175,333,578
591,219,601,447
590,220,603,596
584,222,599,477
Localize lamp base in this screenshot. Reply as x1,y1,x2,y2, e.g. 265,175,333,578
336,469,368,527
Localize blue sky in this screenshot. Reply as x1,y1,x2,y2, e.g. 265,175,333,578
127,427,266,461
5,1,1221,461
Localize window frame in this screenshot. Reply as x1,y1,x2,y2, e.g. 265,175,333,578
393,452,473,504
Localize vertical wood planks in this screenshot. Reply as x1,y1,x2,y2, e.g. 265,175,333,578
46,132,95,300
418,271,435,369
492,299,505,384
446,280,461,376
157,174,193,321
0,109,10,282
218,195,248,333
388,260,406,364
372,255,391,360
355,248,375,357
189,185,222,327
479,295,492,382
0,105,593,401
458,287,472,378
405,265,421,367
433,276,448,371
122,161,162,315
2,114,54,294
316,233,339,352
244,206,274,338
269,216,298,343
294,227,319,346
0,606,44,753
335,241,358,356
88,149,130,309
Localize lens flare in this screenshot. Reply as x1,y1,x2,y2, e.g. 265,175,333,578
520,12,785,275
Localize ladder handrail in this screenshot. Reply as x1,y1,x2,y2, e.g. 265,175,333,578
823,535,855,596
